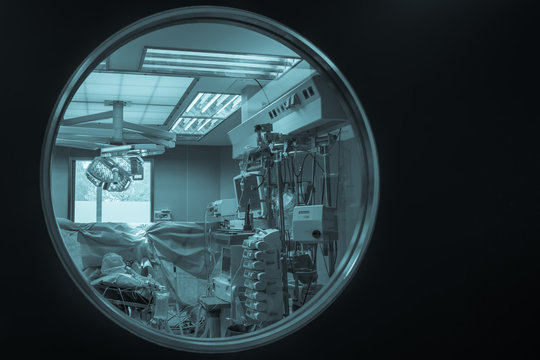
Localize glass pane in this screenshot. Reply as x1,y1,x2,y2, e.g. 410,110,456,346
74,160,96,223
46,11,379,353
102,161,151,223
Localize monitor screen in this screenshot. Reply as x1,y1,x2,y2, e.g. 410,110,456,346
233,172,265,217
221,247,231,274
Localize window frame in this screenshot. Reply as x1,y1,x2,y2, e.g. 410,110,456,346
68,156,155,222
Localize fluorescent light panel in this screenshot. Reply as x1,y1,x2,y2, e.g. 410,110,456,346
184,118,198,131
171,117,220,137
170,91,241,138
181,92,241,120
141,48,301,80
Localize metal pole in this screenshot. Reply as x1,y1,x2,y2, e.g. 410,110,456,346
322,146,332,208
321,144,336,276
264,155,274,228
275,153,290,317
310,154,316,205
96,186,102,223
111,101,125,144
293,153,300,205
275,154,286,250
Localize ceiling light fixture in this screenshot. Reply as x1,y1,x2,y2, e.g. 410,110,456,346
169,92,242,140
197,118,212,132
216,95,240,116
201,94,221,113
183,118,198,131
141,47,301,80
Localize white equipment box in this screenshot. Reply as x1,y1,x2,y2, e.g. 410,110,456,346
292,205,337,243
212,245,243,302
211,198,237,217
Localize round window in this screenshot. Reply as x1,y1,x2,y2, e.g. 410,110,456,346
41,6,379,353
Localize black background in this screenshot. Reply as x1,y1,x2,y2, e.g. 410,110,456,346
2,0,537,358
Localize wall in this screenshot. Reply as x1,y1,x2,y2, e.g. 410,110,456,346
219,146,241,200
153,145,224,222
50,147,70,219
51,147,99,219
50,145,238,223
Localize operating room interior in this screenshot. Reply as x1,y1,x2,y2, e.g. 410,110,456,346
50,21,365,338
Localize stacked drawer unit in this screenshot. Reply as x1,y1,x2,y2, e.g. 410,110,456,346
242,229,283,323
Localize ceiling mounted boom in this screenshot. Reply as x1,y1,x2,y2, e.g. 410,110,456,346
57,100,176,153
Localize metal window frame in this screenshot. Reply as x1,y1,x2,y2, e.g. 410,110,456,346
69,156,155,223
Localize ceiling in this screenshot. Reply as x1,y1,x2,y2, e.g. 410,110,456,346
65,73,193,125
62,22,300,146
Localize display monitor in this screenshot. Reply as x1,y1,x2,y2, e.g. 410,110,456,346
233,171,265,218
221,247,231,275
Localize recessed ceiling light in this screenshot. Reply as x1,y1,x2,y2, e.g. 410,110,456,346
171,117,220,140
170,91,241,139
170,92,242,135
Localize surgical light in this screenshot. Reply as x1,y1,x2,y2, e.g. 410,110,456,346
85,156,144,192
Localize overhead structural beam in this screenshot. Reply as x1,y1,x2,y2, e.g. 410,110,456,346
58,126,175,145
131,133,176,148
70,121,175,141
55,138,108,150
56,134,111,142
69,122,174,140
59,99,176,149
57,132,175,149
61,111,113,126
122,121,176,141
58,126,121,137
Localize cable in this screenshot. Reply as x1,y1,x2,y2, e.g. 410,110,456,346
321,176,325,205
303,280,312,304
333,129,342,268
308,152,325,172
327,128,342,153
287,157,293,187
282,157,288,185
294,154,309,204
307,153,317,205
335,128,342,209
253,168,267,190
318,243,330,276
289,156,296,190
312,244,317,271
204,205,211,281
253,79,270,104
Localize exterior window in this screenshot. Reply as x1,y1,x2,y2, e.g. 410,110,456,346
73,160,152,223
